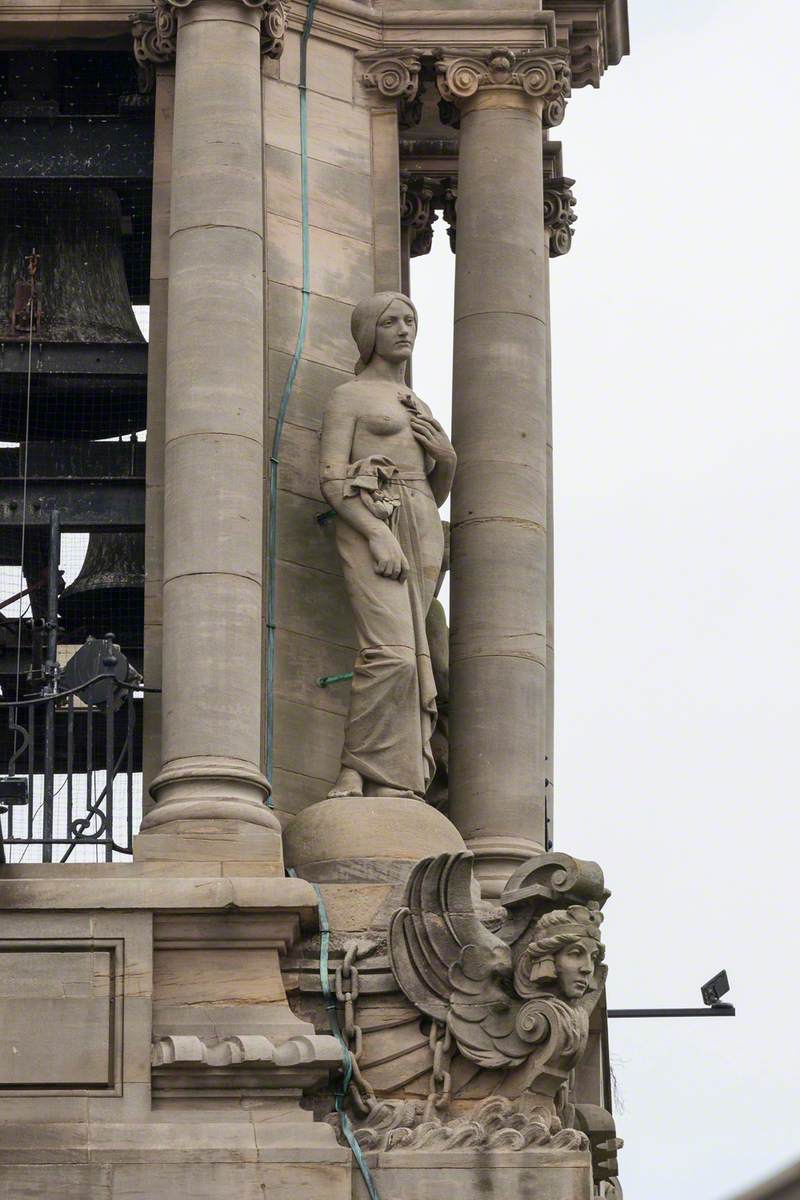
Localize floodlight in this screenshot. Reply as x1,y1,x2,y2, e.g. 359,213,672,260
701,970,730,1007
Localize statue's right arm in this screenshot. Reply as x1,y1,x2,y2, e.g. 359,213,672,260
319,390,386,542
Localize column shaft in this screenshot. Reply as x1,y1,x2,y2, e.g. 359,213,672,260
141,0,277,834
449,93,548,893
141,68,173,814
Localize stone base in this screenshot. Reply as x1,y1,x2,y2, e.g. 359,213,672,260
283,796,466,933
0,863,340,1193
353,1149,593,1200
283,795,465,884
466,834,547,898
0,1122,350,1200
133,817,284,875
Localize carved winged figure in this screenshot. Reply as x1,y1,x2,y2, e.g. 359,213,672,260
388,853,607,1079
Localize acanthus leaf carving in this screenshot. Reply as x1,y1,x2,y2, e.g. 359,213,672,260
435,46,571,128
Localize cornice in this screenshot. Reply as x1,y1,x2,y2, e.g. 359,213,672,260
0,0,628,90
285,1,557,55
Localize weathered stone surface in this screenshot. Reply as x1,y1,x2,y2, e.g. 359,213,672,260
319,294,455,800
284,795,465,882
354,1149,592,1200
0,950,114,1088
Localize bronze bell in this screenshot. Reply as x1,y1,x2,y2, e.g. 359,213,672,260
0,182,147,440
60,531,144,665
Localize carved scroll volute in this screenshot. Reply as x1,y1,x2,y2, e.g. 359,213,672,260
358,49,424,104
130,0,287,75
400,176,439,258
544,177,577,258
435,46,571,127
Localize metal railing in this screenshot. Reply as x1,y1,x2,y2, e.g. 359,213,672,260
0,668,143,863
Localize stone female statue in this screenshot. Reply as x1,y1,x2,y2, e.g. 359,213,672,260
319,292,456,800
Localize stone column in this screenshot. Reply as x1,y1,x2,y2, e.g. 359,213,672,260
437,47,570,895
134,0,285,852
140,67,173,814
543,174,577,850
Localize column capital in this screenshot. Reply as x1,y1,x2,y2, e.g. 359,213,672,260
399,173,575,258
544,176,577,257
435,46,570,127
357,48,424,104
130,0,287,72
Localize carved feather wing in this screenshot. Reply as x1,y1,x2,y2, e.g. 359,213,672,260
388,853,511,1026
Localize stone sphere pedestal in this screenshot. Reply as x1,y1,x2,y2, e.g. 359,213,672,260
283,796,466,933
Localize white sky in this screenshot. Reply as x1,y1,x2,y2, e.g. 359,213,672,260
412,2,800,1196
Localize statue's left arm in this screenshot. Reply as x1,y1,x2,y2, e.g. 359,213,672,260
411,402,456,507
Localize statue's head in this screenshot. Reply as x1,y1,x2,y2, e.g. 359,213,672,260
514,904,604,1002
351,292,417,374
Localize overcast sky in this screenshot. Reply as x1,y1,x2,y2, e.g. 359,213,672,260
412,2,800,1196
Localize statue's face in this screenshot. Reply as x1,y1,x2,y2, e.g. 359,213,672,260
553,939,598,999
374,300,417,363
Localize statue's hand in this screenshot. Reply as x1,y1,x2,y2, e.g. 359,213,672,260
369,528,409,582
409,413,456,465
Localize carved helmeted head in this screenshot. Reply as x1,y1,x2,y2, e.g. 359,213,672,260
514,904,605,1003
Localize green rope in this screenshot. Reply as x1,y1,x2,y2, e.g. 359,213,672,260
265,0,319,794
287,868,381,1200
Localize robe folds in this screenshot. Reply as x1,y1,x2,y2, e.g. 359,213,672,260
335,455,442,797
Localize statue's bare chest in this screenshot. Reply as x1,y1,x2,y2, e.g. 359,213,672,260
356,403,409,438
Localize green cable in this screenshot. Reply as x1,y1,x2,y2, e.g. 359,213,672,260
265,0,318,795
317,671,353,688
287,868,382,1200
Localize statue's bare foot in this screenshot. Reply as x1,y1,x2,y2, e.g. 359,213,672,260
327,768,363,798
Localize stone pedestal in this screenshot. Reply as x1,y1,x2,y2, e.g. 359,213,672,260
284,795,466,933
0,865,349,1198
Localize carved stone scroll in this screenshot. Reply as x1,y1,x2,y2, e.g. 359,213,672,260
399,175,575,258
400,176,438,258
544,176,578,257
357,50,424,102
436,46,571,128
130,0,287,75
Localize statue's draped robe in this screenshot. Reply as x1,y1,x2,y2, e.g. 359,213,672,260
334,452,441,797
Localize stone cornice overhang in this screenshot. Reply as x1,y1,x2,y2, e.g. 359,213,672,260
0,0,628,88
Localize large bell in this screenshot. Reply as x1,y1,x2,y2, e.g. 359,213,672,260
60,531,144,666
0,182,147,440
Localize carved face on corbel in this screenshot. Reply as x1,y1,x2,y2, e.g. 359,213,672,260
554,938,600,999
513,904,605,1005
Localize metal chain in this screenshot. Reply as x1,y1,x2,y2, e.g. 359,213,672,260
335,940,377,1115
423,1020,452,1123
